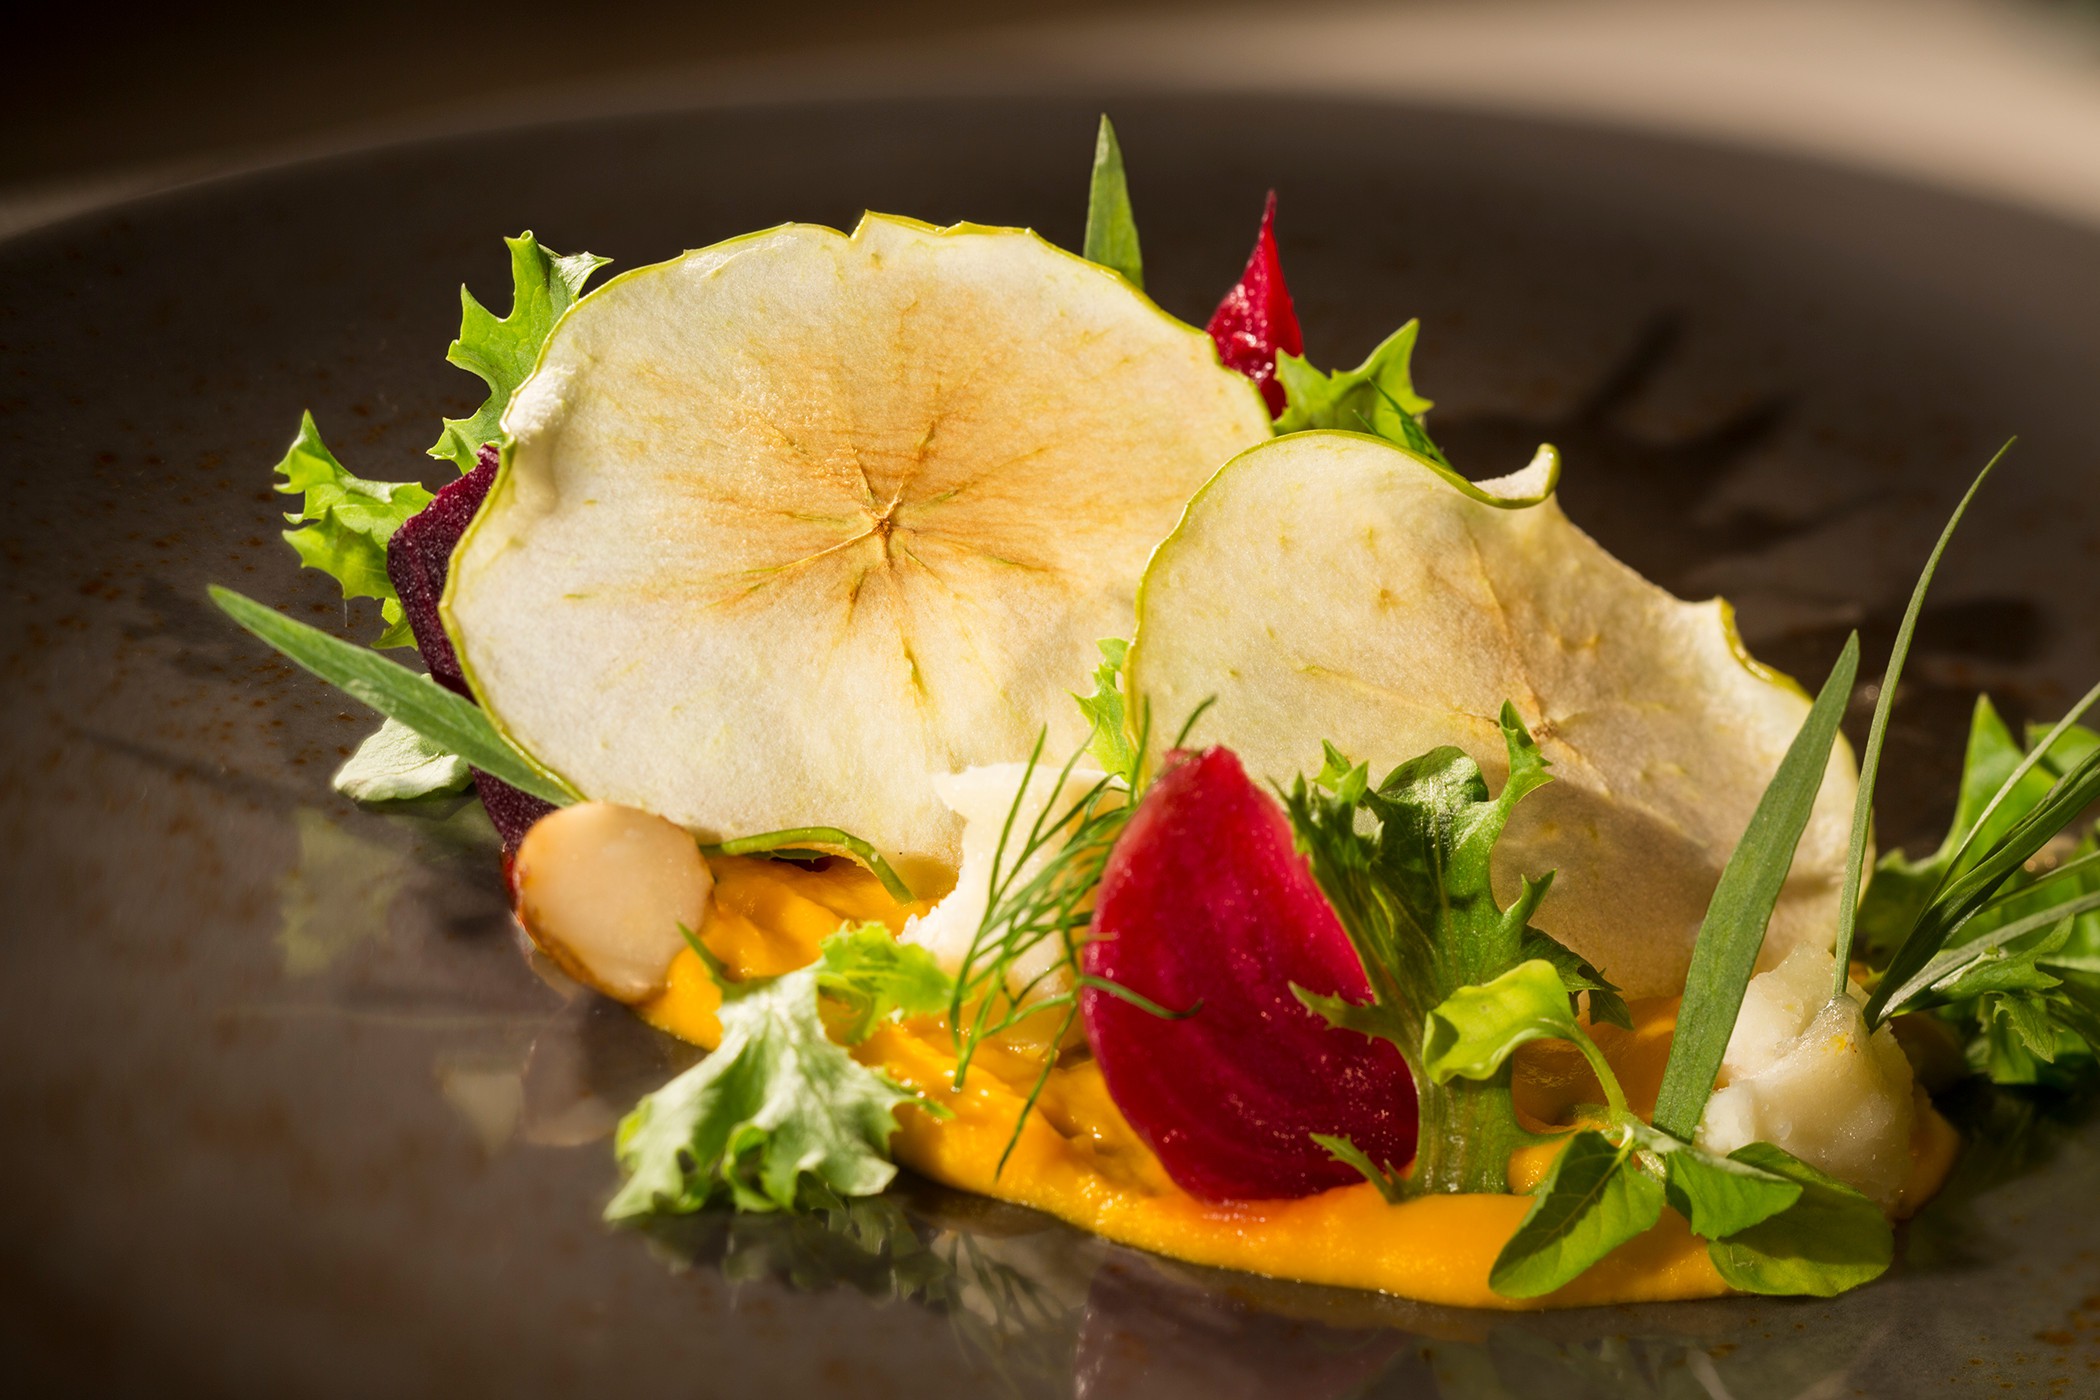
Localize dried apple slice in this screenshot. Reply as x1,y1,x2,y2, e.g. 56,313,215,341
1127,432,1857,999
444,214,1272,870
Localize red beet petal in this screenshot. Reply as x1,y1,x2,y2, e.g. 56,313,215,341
1081,747,1416,1201
1205,191,1304,417
387,443,553,849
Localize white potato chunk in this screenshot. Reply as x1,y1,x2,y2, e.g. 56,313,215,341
901,764,1122,1003
513,802,714,1003
1697,944,1916,1209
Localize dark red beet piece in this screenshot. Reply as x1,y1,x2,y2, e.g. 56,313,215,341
388,443,553,849
1205,191,1303,417
1081,747,1416,1202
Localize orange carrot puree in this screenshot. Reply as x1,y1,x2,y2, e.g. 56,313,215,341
637,857,1958,1310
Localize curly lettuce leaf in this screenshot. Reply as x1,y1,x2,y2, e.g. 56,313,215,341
817,922,954,1044
606,959,915,1219
1071,638,1139,787
1272,321,1447,465
273,412,433,648
429,232,609,473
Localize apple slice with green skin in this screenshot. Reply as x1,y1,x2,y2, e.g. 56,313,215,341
443,214,1272,874
1126,431,1857,999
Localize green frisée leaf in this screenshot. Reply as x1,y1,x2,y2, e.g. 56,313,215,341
606,962,915,1219
1650,634,1860,1139
1072,638,1141,787
1283,702,1559,1194
1519,930,1633,1031
1272,321,1447,464
1703,1143,1893,1296
429,232,609,473
208,585,579,806
816,923,955,1044
1311,1133,1409,1204
1489,1131,1664,1299
1082,115,1144,289
272,412,433,648
331,714,472,802
1659,1143,1802,1240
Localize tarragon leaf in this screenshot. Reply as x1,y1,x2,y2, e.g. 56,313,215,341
1703,1143,1892,1296
1490,1130,1664,1299
429,232,609,473
1081,116,1143,289
331,714,472,802
816,922,955,1045
272,411,433,648
1072,638,1139,787
1651,634,1858,1139
1272,321,1446,464
209,585,578,806
606,962,915,1219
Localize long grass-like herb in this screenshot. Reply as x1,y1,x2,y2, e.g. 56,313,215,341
1830,443,2011,993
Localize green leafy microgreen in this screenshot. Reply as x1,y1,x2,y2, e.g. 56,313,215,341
1423,960,1626,1119
1081,115,1144,289
1072,638,1142,787
1272,321,1447,464
331,714,472,803
209,585,578,806
429,232,609,473
1489,1130,1664,1299
1649,633,1860,1139
1282,703,1571,1194
1832,445,2010,991
702,827,915,904
1701,1143,1893,1296
1517,930,1633,1031
1311,1133,1409,1204
272,412,433,649
605,960,916,1219
816,922,955,1044
1656,1140,1802,1240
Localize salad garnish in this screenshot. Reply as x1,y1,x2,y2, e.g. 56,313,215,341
212,115,2100,1312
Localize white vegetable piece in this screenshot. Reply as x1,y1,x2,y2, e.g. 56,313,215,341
512,802,714,1003
1697,944,1916,1209
901,764,1122,1003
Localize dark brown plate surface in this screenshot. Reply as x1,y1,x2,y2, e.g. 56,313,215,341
3,95,2098,1397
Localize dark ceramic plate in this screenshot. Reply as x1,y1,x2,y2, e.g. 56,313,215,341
3,96,2098,1399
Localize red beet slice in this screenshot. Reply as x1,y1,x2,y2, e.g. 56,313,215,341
1081,747,1417,1201
1205,191,1303,417
388,443,554,848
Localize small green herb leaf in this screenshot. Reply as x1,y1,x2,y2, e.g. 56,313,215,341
816,923,955,1045
606,962,913,1218
1651,633,1859,1139
272,412,433,648
331,714,472,802
1081,116,1143,289
1311,1133,1409,1204
1422,959,1579,1084
1703,1143,1892,1296
1489,1131,1664,1299
1518,930,1633,1031
1660,1145,1802,1240
429,232,609,473
1073,638,1140,786
209,585,578,806
1272,321,1446,464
